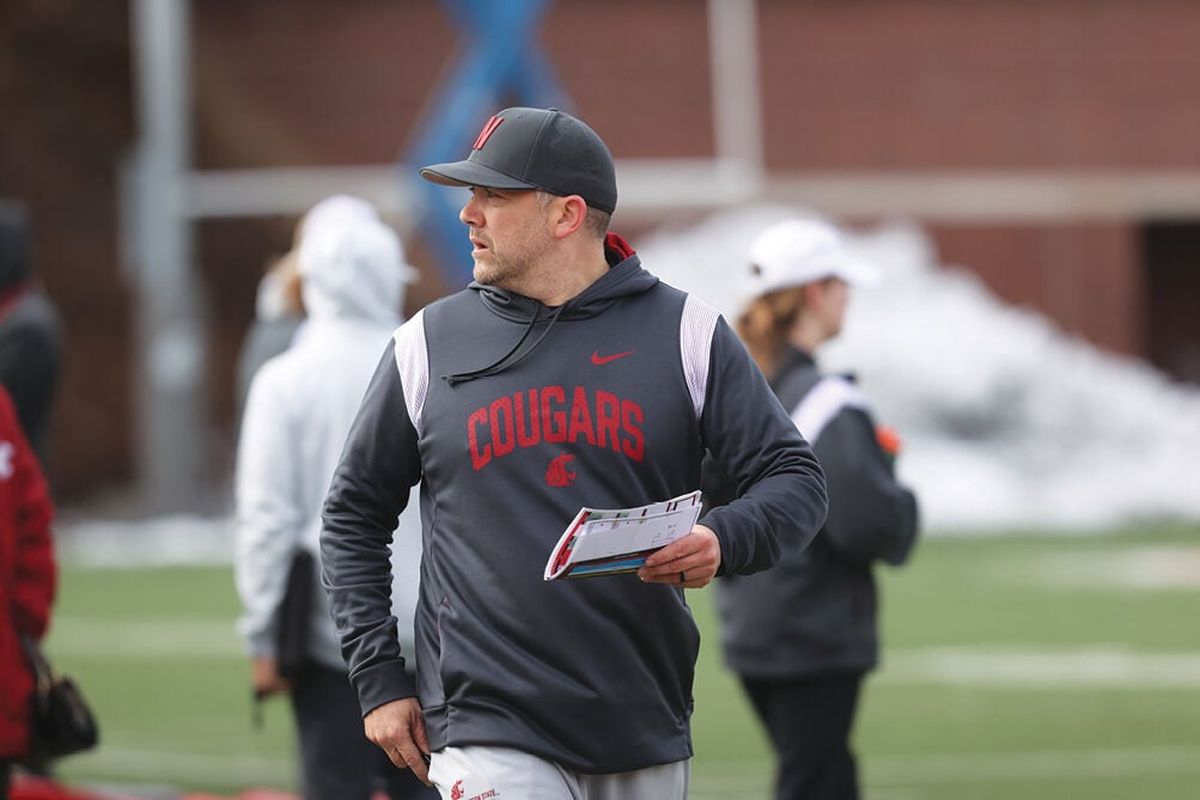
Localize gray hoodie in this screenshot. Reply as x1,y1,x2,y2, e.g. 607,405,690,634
321,235,828,773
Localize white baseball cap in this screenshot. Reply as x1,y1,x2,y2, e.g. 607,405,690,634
747,218,881,295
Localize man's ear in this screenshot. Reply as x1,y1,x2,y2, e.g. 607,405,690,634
550,195,588,239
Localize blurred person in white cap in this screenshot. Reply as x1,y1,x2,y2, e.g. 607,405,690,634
234,196,435,799
704,217,920,800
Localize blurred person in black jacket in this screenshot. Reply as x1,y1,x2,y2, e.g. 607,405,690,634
704,218,919,800
0,202,63,471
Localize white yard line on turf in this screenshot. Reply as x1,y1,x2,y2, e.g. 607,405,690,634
67,746,291,786
1025,546,1200,591
695,744,1200,795
866,744,1200,785
878,646,1200,689
47,617,243,659
47,618,1200,690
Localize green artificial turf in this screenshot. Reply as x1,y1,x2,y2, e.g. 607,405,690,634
47,523,1200,798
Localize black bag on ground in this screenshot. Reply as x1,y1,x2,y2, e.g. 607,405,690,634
21,636,99,759
274,548,314,679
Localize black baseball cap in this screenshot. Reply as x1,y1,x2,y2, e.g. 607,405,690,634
419,107,617,214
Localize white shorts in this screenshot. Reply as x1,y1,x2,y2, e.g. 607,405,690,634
428,745,690,800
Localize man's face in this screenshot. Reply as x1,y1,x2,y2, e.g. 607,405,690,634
459,187,555,287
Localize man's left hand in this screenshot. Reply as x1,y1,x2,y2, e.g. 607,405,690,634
638,524,721,588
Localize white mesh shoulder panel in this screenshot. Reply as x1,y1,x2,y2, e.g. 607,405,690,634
680,294,722,419
392,308,429,436
790,376,869,445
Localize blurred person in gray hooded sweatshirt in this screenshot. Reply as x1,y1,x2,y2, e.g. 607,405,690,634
234,196,435,799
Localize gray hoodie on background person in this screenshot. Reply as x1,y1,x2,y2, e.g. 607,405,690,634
235,196,420,672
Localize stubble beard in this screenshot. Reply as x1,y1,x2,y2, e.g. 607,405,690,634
471,229,548,292
472,248,524,288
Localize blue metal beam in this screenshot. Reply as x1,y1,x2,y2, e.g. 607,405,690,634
403,0,571,287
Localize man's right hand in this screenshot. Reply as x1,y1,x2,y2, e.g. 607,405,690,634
365,697,432,786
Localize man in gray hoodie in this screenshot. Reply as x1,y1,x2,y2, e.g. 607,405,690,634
321,108,829,798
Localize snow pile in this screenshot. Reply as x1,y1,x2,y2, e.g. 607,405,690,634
639,206,1200,532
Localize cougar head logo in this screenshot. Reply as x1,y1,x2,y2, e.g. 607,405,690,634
545,453,577,487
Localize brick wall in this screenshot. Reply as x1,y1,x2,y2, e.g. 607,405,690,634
4,0,1198,500
749,0,1200,357
928,222,1142,355
758,0,1200,169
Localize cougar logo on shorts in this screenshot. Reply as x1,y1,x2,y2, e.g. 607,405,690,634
449,779,497,800
545,453,576,487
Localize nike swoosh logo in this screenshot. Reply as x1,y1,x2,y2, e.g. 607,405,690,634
591,349,634,366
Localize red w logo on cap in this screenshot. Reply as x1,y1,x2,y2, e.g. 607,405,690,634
473,115,504,150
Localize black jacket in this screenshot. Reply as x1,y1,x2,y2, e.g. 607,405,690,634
0,210,62,467
707,346,918,679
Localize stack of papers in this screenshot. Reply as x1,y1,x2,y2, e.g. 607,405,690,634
543,490,703,581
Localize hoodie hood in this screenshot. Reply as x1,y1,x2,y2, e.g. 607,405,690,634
446,232,655,385
296,196,418,327
470,232,654,322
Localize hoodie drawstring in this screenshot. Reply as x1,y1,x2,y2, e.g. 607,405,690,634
442,303,568,387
